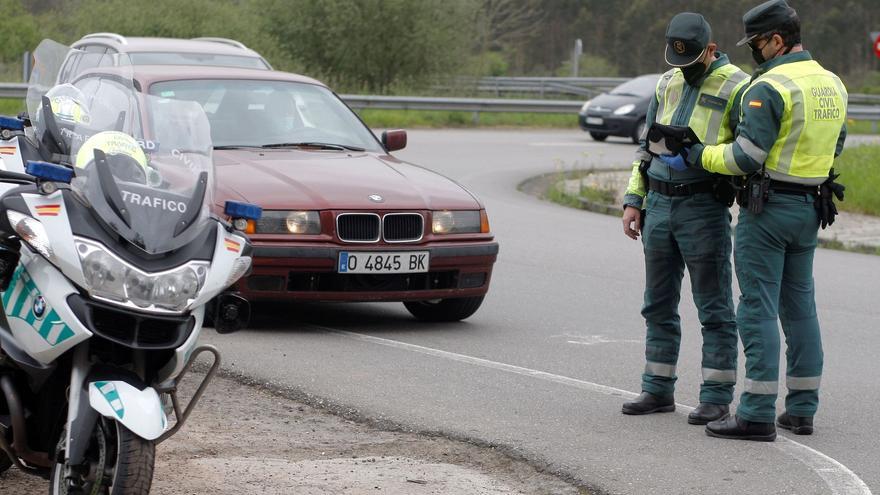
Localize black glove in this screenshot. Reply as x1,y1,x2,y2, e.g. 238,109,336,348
646,123,700,157
815,169,845,229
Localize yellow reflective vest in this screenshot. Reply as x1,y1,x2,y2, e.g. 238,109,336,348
699,57,847,184
624,61,749,204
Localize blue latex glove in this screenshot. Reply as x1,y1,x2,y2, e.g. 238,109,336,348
659,147,690,171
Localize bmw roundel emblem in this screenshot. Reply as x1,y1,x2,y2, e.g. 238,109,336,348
33,296,46,318
368,194,384,203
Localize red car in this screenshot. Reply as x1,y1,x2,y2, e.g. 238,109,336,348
129,65,498,321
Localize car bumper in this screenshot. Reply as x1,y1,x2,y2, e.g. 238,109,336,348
235,242,499,302
578,112,641,137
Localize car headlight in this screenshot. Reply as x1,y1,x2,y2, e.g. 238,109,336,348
432,210,489,234
7,210,54,260
613,103,636,115
256,210,321,234
76,239,208,312
580,100,592,113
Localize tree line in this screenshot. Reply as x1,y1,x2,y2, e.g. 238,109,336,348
1,0,878,93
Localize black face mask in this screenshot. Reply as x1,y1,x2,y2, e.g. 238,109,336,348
751,46,767,66
681,62,707,86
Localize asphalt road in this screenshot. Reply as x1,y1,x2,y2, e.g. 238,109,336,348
204,129,880,495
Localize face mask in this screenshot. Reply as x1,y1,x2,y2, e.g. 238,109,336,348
681,62,707,86
751,45,767,65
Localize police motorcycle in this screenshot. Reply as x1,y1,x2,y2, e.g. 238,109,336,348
0,40,261,493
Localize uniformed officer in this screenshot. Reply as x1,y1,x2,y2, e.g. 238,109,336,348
666,0,847,441
620,13,749,425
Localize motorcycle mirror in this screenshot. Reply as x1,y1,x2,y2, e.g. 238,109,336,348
212,293,250,334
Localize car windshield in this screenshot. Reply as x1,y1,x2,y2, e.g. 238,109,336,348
148,79,383,152
609,75,660,97
129,52,269,69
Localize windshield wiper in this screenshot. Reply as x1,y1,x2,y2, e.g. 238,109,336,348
261,142,365,152
213,144,263,150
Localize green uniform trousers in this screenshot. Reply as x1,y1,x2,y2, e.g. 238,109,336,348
734,192,823,424
640,190,738,404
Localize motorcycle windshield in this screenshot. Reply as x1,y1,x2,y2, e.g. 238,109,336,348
26,40,214,255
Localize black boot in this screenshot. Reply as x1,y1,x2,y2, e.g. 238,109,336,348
687,403,729,425
777,412,814,435
705,414,776,442
621,392,675,415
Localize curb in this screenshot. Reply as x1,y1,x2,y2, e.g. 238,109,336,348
528,169,880,256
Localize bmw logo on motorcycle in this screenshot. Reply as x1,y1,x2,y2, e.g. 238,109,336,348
33,295,46,318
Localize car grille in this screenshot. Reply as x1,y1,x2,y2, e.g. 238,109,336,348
67,295,194,350
337,213,380,242
383,214,424,242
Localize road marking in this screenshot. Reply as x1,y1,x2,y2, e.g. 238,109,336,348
528,141,596,147
322,327,872,495
551,333,643,346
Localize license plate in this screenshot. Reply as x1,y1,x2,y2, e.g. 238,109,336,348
586,117,603,125
338,251,429,274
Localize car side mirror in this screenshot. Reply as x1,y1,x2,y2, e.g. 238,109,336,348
381,130,407,152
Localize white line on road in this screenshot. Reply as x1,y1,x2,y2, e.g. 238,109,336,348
322,327,872,495
527,141,596,147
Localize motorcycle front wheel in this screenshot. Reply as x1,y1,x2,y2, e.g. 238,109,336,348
49,419,154,495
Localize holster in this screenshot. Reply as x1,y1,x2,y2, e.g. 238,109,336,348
638,159,650,222
712,177,737,207
737,173,769,214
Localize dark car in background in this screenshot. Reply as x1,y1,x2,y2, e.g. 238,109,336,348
578,74,660,143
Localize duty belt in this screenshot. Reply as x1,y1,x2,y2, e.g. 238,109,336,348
768,179,818,196
648,178,715,197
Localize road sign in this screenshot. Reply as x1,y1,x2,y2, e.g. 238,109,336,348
872,31,880,59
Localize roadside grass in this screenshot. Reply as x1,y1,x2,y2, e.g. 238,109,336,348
358,109,575,129
544,168,617,210
847,120,880,135
834,144,880,216
0,99,24,116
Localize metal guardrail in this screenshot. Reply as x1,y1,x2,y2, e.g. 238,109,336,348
2,81,877,125
0,83,27,99
341,94,584,114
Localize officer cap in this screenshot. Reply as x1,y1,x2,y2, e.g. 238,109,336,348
736,0,798,46
665,12,712,67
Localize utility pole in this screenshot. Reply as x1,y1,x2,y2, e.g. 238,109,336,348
573,39,583,77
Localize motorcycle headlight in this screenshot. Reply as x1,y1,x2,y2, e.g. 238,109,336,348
613,103,636,115
255,210,321,234
76,239,208,312
81,249,126,301
7,211,54,260
152,269,201,309
124,270,155,309
432,210,485,234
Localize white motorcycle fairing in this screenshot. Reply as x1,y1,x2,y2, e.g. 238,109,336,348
88,380,167,441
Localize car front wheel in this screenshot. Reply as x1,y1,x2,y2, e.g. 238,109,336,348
589,132,608,142
631,120,646,144
404,296,485,322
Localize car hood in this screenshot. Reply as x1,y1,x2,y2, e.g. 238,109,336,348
213,149,481,211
